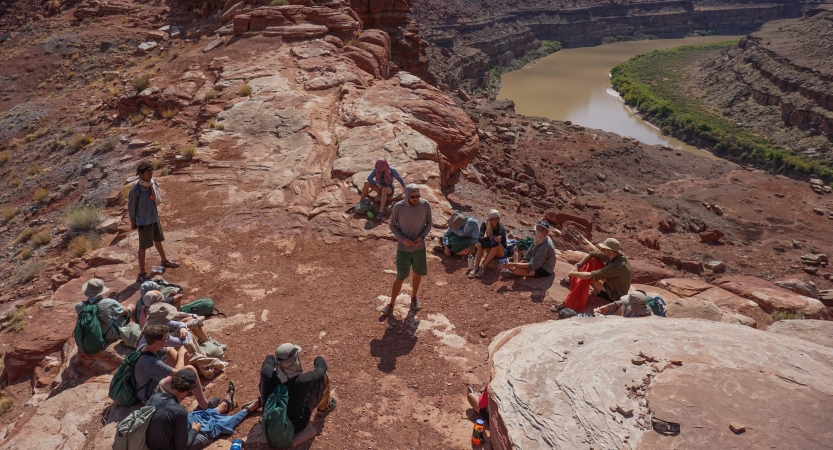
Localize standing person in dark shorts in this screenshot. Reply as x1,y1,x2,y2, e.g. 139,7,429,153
128,160,180,283
381,184,433,316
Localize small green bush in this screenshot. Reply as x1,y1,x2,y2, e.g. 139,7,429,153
64,205,103,234
15,261,44,284
772,311,804,322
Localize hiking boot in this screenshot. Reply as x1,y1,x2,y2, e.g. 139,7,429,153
379,303,393,315
410,298,422,312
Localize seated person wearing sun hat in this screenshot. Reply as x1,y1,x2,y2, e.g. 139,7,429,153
594,291,652,317
501,221,557,278
134,280,182,322
74,278,135,343
138,303,191,349
259,343,337,434
439,212,480,256
569,237,632,302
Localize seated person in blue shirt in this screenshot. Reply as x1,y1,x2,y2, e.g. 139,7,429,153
360,158,406,218
439,212,479,258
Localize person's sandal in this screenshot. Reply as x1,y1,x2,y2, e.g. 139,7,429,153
241,398,259,413
197,396,221,411
317,398,337,417
136,272,150,283
225,381,236,410
475,267,486,278
161,259,181,268
467,268,477,279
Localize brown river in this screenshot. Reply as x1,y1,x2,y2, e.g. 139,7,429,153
498,36,741,159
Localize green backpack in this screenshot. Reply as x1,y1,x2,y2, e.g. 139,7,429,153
261,384,294,448
113,405,155,450
181,298,222,317
109,349,151,406
74,298,106,355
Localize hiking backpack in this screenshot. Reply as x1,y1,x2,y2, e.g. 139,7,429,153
181,298,223,317
112,405,155,450
109,349,150,407
647,295,667,317
74,298,106,355
261,384,294,448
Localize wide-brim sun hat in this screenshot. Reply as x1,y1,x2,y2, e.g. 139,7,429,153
82,278,110,298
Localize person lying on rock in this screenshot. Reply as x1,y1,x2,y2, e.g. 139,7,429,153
134,280,183,322
568,238,632,302
128,160,180,284
74,278,135,344
501,221,556,279
259,343,337,435
383,183,432,315
138,300,225,351
438,212,480,257
360,158,406,219
133,324,214,409
469,209,508,279
593,291,652,317
146,370,260,450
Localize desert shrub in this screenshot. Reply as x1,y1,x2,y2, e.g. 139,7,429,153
26,165,42,176
346,39,368,51
129,113,144,126
238,83,251,97
30,230,52,247
14,228,36,244
69,133,92,151
68,233,102,258
133,74,150,91
152,157,165,170
25,127,50,142
6,307,29,333
772,311,804,322
0,396,12,415
203,90,218,102
120,183,134,204
1,207,19,222
15,261,44,284
64,205,103,234
93,136,117,154
108,85,121,96
181,145,197,158
161,108,179,120
140,105,155,117
33,188,50,203
17,247,32,259
270,0,288,4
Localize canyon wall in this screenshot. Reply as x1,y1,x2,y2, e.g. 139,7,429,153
411,0,819,90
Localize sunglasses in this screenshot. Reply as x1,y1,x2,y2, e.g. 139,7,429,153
409,194,421,199
652,418,680,435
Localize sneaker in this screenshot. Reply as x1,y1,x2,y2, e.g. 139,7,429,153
410,298,422,312
380,304,393,315
475,267,486,278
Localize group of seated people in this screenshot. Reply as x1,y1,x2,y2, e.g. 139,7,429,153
74,278,336,450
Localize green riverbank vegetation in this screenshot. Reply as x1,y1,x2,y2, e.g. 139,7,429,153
611,42,833,180
483,41,563,92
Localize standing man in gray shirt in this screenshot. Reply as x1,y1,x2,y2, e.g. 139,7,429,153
128,160,180,283
382,184,433,316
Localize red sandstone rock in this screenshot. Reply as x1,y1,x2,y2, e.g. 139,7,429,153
233,14,250,34
699,229,725,243
713,275,827,318
342,45,381,79
637,230,660,250
629,259,676,284
658,217,676,232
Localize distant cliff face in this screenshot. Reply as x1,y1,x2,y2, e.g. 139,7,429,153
410,0,815,90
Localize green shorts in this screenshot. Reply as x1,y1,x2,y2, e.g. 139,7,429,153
138,221,164,249
396,248,427,280
447,234,475,254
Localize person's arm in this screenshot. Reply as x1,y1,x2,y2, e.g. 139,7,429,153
457,219,478,239
441,227,452,247
388,205,408,242
419,203,433,239
295,356,328,385
595,300,622,315
127,185,138,224
496,224,506,244
366,169,378,185
390,168,406,189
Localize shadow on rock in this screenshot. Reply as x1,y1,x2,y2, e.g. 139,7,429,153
369,312,419,373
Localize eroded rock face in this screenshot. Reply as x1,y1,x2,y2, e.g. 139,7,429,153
488,319,833,450
766,319,833,349
713,275,827,318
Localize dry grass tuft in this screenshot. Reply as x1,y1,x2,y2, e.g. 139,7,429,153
33,188,50,203
68,233,102,258
161,109,179,120
30,230,52,247
64,205,103,234
14,228,36,245
0,396,13,415
181,145,197,159
1,207,19,222
238,83,252,97
15,261,44,284
69,133,93,151
133,74,150,91
6,307,29,333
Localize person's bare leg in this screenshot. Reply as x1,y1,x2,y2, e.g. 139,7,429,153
455,247,471,256
379,187,390,214
467,393,481,413
390,278,405,308
190,326,210,344
154,240,167,264
412,273,422,299
164,348,178,366
590,279,604,294
473,245,484,269
182,365,208,409
360,181,372,199
171,294,183,310
138,247,147,274
482,245,504,267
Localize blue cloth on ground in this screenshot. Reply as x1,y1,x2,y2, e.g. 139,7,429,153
187,409,248,439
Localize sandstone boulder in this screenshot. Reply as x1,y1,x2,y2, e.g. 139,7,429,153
766,319,833,349
629,259,676,284
488,319,833,450
774,276,818,299
713,275,827,318
656,277,713,297
664,297,756,327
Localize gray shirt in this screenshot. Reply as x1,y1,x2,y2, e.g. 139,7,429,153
523,236,557,273
134,351,174,403
75,296,128,343
128,181,160,226
441,217,480,246
389,186,433,252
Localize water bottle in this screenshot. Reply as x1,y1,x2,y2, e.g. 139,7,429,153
366,211,374,219
498,257,509,268
231,439,243,450
151,265,165,274
471,418,485,445
467,253,475,270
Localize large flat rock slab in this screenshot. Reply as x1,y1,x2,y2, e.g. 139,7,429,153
766,319,833,349
713,275,827,318
488,318,833,450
